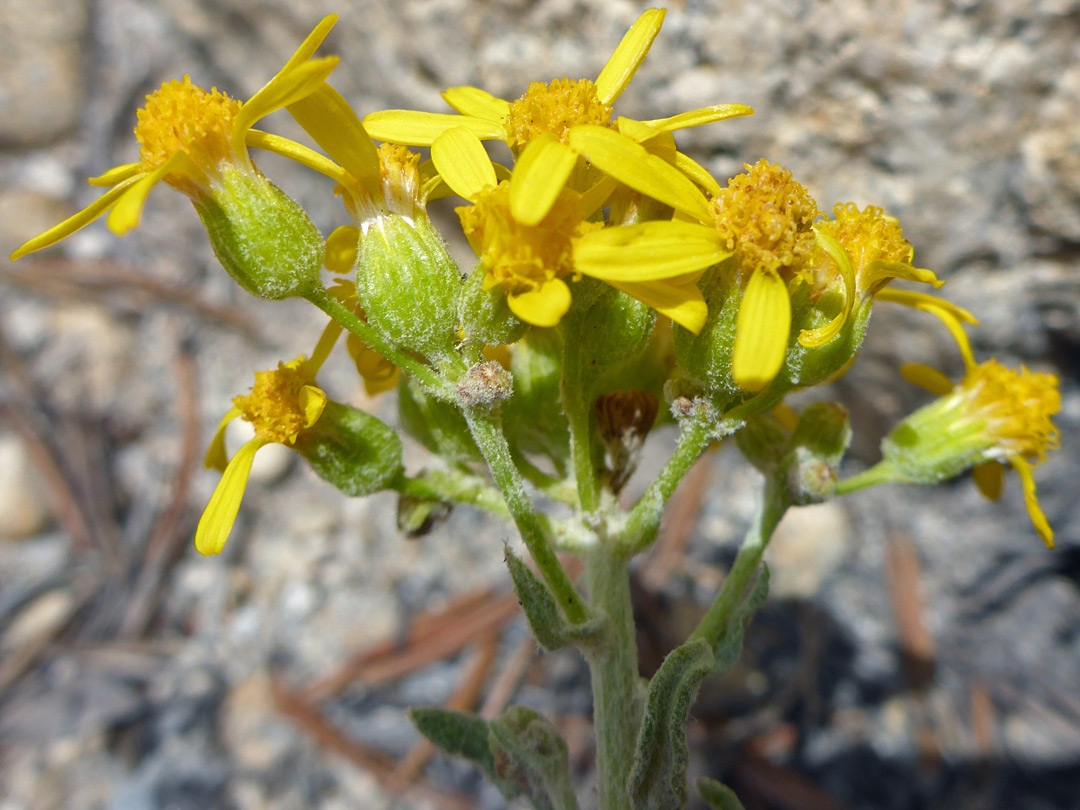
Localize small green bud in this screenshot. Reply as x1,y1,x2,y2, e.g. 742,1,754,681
355,212,462,362
294,401,402,497
193,165,323,300
459,264,527,346
735,414,789,473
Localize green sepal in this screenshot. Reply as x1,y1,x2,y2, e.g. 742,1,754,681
397,376,480,464
194,165,323,300
572,285,656,374
294,401,402,497
714,565,769,673
409,708,509,793
505,548,603,651
629,637,714,810
696,778,746,810
672,267,743,409
459,263,527,346
356,212,462,362
488,705,581,810
879,391,994,484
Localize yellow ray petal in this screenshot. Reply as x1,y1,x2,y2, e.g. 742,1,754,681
87,163,142,188
324,225,360,274
9,177,141,260
233,57,340,153
574,220,726,281
441,86,510,120
430,127,498,201
363,110,506,146
507,278,572,327
195,438,266,556
298,384,328,430
608,276,707,334
246,130,352,186
1010,455,1054,549
568,125,713,222
799,229,855,348
287,82,381,191
579,174,619,218
641,104,755,133
873,288,977,324
972,461,1005,502
307,321,344,373
106,151,192,235
275,14,339,82
733,270,791,392
877,288,977,370
204,406,243,472
614,116,663,144
509,135,578,226
594,8,665,105
865,259,943,290
899,362,955,396
673,152,721,197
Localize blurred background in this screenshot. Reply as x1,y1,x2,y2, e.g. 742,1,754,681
1,1,1078,808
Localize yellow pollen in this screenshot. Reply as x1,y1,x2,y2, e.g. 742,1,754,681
378,142,423,208
457,181,600,294
818,203,913,290
505,79,613,153
962,360,1061,462
135,76,241,176
712,159,820,282
233,357,319,444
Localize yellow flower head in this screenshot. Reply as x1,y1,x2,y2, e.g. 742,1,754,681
958,360,1061,465
233,357,327,445
713,159,820,284
339,142,428,223
10,16,340,260
898,326,1061,548
505,78,614,153
363,9,751,227
458,180,600,327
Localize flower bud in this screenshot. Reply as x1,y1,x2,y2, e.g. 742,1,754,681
294,400,403,497
193,165,324,300
355,212,462,363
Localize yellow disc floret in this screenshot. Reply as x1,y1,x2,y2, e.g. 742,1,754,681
818,203,914,296
233,357,325,444
962,360,1061,463
135,76,241,184
712,159,820,283
458,181,599,295
505,79,613,154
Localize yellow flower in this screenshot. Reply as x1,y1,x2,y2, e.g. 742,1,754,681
362,9,751,227
197,321,341,555
574,157,819,390
431,127,708,330
10,16,341,259
899,325,1061,548
799,203,945,348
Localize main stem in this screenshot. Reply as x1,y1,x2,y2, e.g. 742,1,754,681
584,544,639,810
561,331,599,513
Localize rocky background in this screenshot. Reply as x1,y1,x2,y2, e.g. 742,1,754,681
1,1,1078,808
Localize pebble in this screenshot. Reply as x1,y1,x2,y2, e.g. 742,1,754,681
0,436,51,540
765,501,851,599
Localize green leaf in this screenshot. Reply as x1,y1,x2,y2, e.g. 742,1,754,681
629,637,715,809
505,548,603,651
295,401,402,497
696,778,746,810
714,565,769,673
409,708,504,788
489,706,580,810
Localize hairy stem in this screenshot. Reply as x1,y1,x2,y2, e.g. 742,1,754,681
465,409,587,625
391,470,509,519
561,333,599,513
585,545,640,810
690,479,786,646
304,285,450,397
